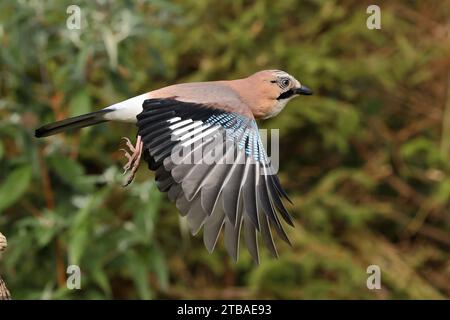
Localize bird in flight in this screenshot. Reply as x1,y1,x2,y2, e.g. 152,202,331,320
35,70,313,263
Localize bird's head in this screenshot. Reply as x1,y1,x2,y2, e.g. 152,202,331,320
245,70,313,119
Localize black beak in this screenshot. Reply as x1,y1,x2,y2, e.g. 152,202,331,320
294,85,313,95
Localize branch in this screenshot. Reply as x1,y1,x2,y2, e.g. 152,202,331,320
0,232,11,300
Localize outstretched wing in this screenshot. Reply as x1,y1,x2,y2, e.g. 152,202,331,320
136,98,293,263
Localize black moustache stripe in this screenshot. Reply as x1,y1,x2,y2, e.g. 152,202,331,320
277,89,294,100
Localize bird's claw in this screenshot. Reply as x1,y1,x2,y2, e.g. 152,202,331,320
120,136,143,186
120,148,133,173
122,137,135,153
123,155,142,186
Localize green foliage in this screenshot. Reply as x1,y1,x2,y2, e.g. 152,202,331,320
0,0,449,299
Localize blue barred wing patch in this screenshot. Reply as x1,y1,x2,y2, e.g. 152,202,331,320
204,113,269,164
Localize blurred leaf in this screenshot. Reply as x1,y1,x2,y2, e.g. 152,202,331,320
150,248,169,291
127,251,152,299
0,165,32,213
69,89,92,117
47,155,86,191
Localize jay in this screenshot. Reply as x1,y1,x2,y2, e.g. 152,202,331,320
35,70,313,263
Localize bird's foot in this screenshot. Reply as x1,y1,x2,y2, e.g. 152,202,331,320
120,135,143,186
120,137,137,171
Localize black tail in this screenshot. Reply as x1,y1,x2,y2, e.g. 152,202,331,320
35,109,113,138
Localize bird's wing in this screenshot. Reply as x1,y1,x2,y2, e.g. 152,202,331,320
136,98,293,263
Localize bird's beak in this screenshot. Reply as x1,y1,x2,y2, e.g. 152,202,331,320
294,85,313,95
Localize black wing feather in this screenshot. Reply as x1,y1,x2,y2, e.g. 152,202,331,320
136,98,294,261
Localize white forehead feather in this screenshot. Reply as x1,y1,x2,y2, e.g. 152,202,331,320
271,70,293,78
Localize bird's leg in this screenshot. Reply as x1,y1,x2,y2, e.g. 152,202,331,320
120,135,143,186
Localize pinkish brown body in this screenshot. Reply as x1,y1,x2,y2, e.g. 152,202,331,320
104,70,310,123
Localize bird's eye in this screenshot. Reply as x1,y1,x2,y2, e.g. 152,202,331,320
280,78,290,88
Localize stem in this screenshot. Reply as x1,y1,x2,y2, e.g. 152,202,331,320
38,148,66,288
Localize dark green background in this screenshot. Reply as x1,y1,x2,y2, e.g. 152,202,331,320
0,0,449,299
